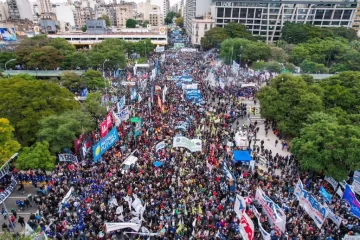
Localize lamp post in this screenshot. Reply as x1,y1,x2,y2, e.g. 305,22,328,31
102,59,109,109
5,59,16,70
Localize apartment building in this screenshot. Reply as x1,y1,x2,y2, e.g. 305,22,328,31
7,0,33,21
0,3,9,21
184,0,212,36
115,3,134,27
163,0,170,18
211,0,357,43
37,0,52,14
191,15,215,46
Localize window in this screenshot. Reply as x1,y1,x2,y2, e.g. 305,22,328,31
248,8,254,18
240,8,247,18
204,24,207,30
217,8,224,17
196,37,198,43
333,10,342,19
341,21,350,25
315,10,324,19
225,8,231,17
332,21,340,25
324,10,333,19
233,8,239,18
256,9,262,18
342,10,352,20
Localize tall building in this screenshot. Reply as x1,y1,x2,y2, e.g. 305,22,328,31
0,3,9,21
37,0,52,14
163,0,170,18
191,14,215,46
7,0,33,21
149,5,163,26
55,3,75,28
352,4,360,33
184,0,211,36
115,2,134,27
211,0,357,43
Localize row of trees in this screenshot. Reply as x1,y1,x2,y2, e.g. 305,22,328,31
1,35,155,70
0,75,107,169
257,72,360,180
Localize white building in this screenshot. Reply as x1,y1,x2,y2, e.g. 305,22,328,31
163,0,170,18
211,0,357,43
7,0,33,21
149,5,163,26
37,0,52,14
191,15,215,46
55,3,75,28
0,3,9,21
184,0,211,38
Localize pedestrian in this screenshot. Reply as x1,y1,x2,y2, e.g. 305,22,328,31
10,215,16,227
24,198,32,208
275,139,278,147
18,216,25,227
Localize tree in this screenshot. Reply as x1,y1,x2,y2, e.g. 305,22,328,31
62,51,89,70
84,92,107,118
126,19,137,28
37,110,95,153
47,38,76,56
81,25,87,32
0,77,79,145
175,17,184,28
201,27,229,50
165,11,178,24
98,14,111,27
300,60,328,74
292,112,360,181
289,45,310,66
82,70,106,90
0,118,20,165
224,22,253,40
60,71,84,92
0,51,17,70
270,47,288,63
16,141,56,170
24,46,64,69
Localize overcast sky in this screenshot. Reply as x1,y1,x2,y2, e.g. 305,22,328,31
14,0,181,7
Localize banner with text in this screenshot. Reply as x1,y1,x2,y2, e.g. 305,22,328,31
93,127,119,162
172,136,202,152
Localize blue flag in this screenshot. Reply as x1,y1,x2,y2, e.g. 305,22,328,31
343,184,360,219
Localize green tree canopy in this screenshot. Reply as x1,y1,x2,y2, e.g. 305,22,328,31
82,70,106,90
37,110,95,153
84,92,107,119
0,118,20,165
0,77,79,145
175,17,184,28
0,51,17,70
126,19,137,28
60,71,84,92
16,141,56,171
165,11,179,24
292,112,360,181
201,27,229,50
220,38,271,64
224,23,255,40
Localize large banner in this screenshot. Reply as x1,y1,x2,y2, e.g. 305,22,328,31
240,211,254,240
255,188,286,233
343,184,360,220
117,107,130,121
100,120,108,138
106,113,113,129
0,167,9,180
58,154,78,162
0,176,17,204
294,179,329,228
234,194,246,218
105,222,141,233
172,136,202,152
253,207,271,240
319,186,332,203
117,96,126,111
93,127,119,162
156,141,165,152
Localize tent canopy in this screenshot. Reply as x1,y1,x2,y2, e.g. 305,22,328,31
233,150,252,162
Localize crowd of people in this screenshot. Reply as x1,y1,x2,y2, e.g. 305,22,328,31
1,43,359,240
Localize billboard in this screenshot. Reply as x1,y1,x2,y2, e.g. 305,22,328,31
0,28,16,41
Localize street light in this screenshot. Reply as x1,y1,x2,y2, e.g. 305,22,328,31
5,59,16,70
102,59,109,110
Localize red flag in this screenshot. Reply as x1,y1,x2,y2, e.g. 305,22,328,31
240,210,254,240
74,139,82,154
106,113,113,129
100,120,108,138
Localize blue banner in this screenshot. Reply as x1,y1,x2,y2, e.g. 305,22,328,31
93,127,119,162
319,186,332,203
80,88,88,97
131,88,137,100
343,184,360,219
117,96,125,111
186,89,202,101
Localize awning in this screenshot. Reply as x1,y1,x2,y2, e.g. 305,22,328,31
233,150,252,162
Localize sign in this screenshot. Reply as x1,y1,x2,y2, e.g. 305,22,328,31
130,117,141,123
100,120,108,138
106,113,113,129
234,194,246,218
240,211,254,240
182,84,198,90
58,154,78,162
294,180,328,228
326,207,342,227
121,81,136,86
0,28,16,41
172,136,202,152
0,167,9,180
156,141,165,152
156,46,165,52
0,176,17,204
159,27,166,35
343,184,360,220
319,186,332,203
174,43,185,49
324,176,338,189
93,127,119,162
117,96,126,111
34,26,40,35
105,222,141,233
117,107,130,121
256,188,286,233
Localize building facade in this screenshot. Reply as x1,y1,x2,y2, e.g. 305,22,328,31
352,3,360,33
163,0,170,18
191,15,215,46
184,0,212,37
115,3,134,27
0,3,9,21
211,0,357,43
37,0,52,14
7,0,33,21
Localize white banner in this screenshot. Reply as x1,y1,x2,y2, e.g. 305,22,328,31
240,211,254,240
58,154,78,162
0,176,17,204
336,187,344,197
327,207,342,227
105,222,141,233
253,207,271,240
173,136,202,152
117,96,126,111
58,187,74,212
294,180,329,229
255,188,286,233
234,194,246,218
0,167,9,180
121,81,136,86
182,84,198,90
156,141,166,152
324,176,338,189
117,107,130,121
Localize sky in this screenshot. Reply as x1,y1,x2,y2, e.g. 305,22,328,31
16,0,181,6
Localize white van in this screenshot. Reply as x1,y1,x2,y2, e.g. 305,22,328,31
121,155,139,174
